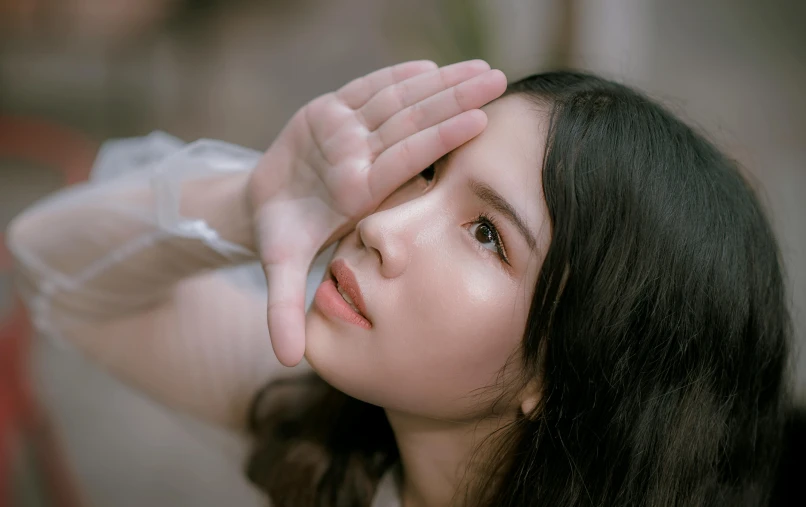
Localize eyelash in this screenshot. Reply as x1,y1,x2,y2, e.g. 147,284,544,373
418,164,510,265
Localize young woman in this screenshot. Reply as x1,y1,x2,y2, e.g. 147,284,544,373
7,60,793,506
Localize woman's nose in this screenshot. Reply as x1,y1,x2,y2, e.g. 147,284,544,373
356,199,433,279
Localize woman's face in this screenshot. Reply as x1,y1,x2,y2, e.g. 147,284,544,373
305,96,551,421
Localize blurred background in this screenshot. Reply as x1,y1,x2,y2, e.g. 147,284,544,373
0,0,804,505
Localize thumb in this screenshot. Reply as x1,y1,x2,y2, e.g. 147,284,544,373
264,260,309,366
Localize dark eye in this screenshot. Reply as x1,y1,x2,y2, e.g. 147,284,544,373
470,221,500,254
419,164,435,182
473,222,497,246
469,214,509,263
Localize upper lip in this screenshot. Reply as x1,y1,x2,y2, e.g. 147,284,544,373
329,258,371,322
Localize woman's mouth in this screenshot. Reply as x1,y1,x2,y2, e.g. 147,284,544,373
313,259,372,329
335,282,362,314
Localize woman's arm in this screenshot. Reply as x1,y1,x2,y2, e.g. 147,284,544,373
7,136,297,430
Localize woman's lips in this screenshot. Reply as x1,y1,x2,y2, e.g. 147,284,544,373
313,259,372,329
330,259,370,318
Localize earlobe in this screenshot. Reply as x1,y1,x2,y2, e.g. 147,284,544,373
520,396,539,417
520,381,541,417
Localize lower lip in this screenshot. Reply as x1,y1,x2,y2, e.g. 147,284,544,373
313,279,372,329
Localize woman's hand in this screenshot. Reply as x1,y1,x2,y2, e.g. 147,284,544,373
249,60,507,366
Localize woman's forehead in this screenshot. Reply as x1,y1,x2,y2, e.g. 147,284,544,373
446,95,550,245
454,95,548,178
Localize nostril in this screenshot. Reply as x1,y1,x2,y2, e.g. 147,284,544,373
358,222,383,265
370,246,382,264
356,212,408,278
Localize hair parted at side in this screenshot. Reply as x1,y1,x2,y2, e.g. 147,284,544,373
245,70,793,507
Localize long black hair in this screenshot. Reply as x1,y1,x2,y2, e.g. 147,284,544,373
246,71,793,506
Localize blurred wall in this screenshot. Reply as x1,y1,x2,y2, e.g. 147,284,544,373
1,0,804,505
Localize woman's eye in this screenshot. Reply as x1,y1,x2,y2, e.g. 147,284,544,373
470,222,498,251
418,164,435,183
468,218,507,263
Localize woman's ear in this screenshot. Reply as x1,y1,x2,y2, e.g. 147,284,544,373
519,380,541,417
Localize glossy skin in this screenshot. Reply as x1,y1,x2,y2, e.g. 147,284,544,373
306,95,551,422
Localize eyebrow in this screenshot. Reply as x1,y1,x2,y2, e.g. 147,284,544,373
468,179,538,252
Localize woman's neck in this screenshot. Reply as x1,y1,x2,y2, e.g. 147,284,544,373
385,409,515,507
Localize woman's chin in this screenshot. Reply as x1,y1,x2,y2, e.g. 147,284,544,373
304,307,358,381
304,302,375,359
303,307,386,405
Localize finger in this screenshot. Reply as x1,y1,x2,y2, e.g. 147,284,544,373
336,60,437,110
264,260,310,367
357,59,491,131
369,109,488,201
368,69,507,157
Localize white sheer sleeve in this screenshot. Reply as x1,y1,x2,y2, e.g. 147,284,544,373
6,132,322,430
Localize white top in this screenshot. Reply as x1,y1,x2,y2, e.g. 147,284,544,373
6,132,402,506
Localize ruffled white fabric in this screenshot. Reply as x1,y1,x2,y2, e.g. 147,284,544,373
9,131,332,344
